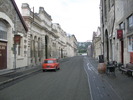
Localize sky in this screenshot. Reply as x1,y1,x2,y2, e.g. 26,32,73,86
15,0,100,42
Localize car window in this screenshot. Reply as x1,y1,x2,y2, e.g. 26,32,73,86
44,60,54,63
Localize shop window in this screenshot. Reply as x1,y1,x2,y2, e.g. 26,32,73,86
128,36,133,52
127,15,133,33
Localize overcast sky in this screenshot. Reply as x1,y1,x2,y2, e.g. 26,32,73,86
15,0,100,42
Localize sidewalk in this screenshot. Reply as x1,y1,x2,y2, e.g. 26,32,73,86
0,65,41,86
88,56,133,100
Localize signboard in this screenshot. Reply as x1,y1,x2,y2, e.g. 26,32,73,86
117,29,123,39
14,35,21,44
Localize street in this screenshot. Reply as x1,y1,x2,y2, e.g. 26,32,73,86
0,56,91,100
84,56,122,100
0,56,133,100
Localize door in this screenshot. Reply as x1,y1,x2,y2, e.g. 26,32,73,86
121,40,124,63
0,41,7,70
130,52,133,63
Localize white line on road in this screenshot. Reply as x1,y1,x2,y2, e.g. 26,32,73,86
87,63,99,75
84,57,93,100
85,57,123,100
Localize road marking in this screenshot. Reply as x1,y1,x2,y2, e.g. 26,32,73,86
87,63,98,75
84,62,93,100
84,57,123,100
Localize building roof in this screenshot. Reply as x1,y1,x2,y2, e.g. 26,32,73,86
11,0,28,32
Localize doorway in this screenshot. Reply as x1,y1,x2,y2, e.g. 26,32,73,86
121,40,124,63
105,30,109,62
0,20,8,70
45,36,48,59
0,41,7,69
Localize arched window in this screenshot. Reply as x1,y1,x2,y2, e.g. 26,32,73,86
0,21,7,41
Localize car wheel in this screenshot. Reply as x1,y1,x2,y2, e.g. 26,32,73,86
43,69,46,72
54,67,57,72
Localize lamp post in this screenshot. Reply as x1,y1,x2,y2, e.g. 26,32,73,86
13,34,21,70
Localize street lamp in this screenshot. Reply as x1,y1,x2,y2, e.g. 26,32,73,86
13,34,22,70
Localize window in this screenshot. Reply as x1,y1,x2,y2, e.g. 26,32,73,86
108,0,110,11
0,21,7,41
38,38,41,58
119,22,125,30
30,35,33,57
44,60,54,63
104,0,107,20
17,36,22,56
18,43,21,55
128,36,133,52
127,15,133,32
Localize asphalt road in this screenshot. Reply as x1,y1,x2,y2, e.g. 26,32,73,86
84,56,122,100
0,56,91,100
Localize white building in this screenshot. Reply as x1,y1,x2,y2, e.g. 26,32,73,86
92,27,102,59
21,4,60,66
0,0,28,71
0,1,78,74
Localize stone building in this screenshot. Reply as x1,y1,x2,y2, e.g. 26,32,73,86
92,27,102,59
100,0,133,64
66,35,78,57
21,3,78,66
100,0,115,63
71,35,78,56
52,23,78,58
87,45,93,57
0,0,78,74
53,23,67,58
21,3,60,66
0,0,28,71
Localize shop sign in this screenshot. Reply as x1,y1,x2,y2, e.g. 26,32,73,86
117,29,123,39
14,35,21,44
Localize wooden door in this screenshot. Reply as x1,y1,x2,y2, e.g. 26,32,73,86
0,41,7,70
121,40,124,63
130,52,133,63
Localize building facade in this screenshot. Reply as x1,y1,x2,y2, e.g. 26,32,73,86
21,3,78,67
0,1,77,73
100,0,133,64
21,4,60,66
0,0,28,71
92,27,102,59
66,35,78,57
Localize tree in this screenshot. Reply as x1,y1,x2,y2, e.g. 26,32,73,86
77,42,91,54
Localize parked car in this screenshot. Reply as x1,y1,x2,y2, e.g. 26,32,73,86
42,58,60,72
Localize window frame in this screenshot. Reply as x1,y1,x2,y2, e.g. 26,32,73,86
127,15,133,33
0,21,7,41
128,36,133,52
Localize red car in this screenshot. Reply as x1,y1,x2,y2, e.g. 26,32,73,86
42,58,60,72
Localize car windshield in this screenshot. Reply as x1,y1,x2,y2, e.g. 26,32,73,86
44,60,54,63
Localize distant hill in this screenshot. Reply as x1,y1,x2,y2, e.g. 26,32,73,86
77,42,92,54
